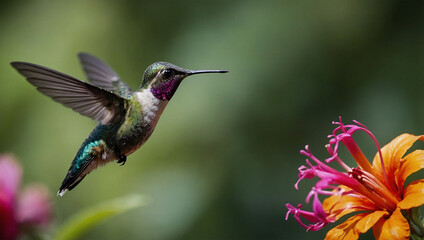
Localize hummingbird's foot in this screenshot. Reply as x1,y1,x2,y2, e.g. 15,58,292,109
117,155,127,166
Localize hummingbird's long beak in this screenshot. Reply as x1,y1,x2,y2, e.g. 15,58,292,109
188,70,228,75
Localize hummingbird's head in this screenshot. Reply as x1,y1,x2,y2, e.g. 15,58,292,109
141,62,227,101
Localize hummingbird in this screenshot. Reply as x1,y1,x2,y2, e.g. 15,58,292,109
11,53,227,196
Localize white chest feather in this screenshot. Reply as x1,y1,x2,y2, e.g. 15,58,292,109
136,89,168,124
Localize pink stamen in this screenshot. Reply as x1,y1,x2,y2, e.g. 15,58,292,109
352,120,391,193
326,144,351,171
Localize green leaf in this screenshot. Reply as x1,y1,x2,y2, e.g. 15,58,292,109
55,194,150,240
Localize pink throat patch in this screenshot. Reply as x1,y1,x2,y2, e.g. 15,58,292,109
150,78,181,100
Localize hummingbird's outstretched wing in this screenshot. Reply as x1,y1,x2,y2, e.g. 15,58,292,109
11,62,126,125
78,53,133,97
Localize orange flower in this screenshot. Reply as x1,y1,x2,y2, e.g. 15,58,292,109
286,119,424,239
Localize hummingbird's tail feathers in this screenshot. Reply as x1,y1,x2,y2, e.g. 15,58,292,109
57,189,67,197
67,175,87,191
58,152,94,196
58,161,91,196
57,175,87,197
57,136,107,196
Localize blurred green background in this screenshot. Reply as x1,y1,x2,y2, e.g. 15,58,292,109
0,1,423,239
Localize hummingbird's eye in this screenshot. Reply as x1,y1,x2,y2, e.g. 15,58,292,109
162,69,174,78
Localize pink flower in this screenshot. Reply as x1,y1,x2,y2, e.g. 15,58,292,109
0,154,52,240
286,118,424,239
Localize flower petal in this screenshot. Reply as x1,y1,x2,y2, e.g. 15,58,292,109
355,210,387,234
0,155,22,202
16,184,52,227
322,187,377,221
324,209,386,240
0,193,19,240
397,179,424,209
372,208,409,240
396,150,424,191
372,134,424,189
325,213,367,240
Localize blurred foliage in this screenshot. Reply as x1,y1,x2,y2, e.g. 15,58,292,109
55,194,148,240
0,1,423,239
